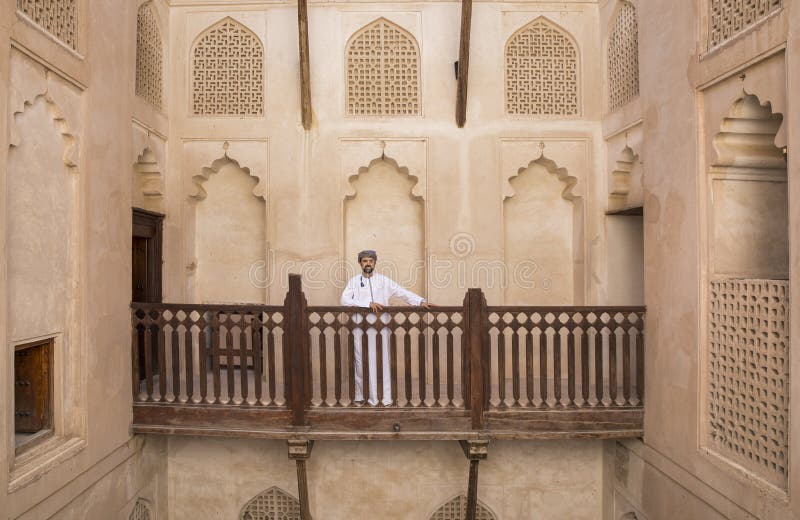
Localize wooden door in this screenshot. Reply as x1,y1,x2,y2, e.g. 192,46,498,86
15,341,53,433
133,208,164,381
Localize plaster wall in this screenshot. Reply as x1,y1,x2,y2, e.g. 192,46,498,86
168,438,605,520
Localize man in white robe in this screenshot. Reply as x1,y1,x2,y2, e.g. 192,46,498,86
340,250,429,405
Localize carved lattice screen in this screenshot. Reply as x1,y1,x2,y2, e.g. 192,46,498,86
431,495,496,520
136,2,163,109
191,18,264,116
708,279,789,488
240,487,301,520
17,0,77,49
608,2,639,110
709,0,782,48
129,498,152,520
505,19,579,116
346,18,421,116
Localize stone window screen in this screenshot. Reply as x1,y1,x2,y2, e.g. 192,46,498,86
431,495,497,520
709,0,782,48
17,0,77,50
191,18,264,117
136,2,164,110
607,2,639,110
240,487,301,520
345,18,421,116
708,279,789,488
505,18,579,116
129,498,153,520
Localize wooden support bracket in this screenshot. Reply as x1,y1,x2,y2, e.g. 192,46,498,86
459,440,488,520
288,440,314,520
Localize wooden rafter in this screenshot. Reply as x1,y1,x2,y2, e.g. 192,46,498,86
297,0,312,129
288,440,315,520
455,0,473,127
459,440,488,520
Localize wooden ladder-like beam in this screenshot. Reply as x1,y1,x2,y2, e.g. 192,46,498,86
455,0,473,127
288,440,314,520
459,440,488,520
297,0,312,129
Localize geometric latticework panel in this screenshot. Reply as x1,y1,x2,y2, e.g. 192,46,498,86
709,0,782,48
505,18,579,116
608,2,639,111
191,18,264,116
430,495,497,520
129,498,153,520
136,2,164,109
16,0,77,49
240,487,301,520
346,18,420,116
708,279,789,488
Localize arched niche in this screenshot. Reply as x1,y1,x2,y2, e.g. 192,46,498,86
190,155,266,304
8,94,78,342
239,486,300,520
344,156,425,301
503,155,583,305
133,146,164,212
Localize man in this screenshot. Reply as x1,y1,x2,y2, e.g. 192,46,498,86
340,250,429,405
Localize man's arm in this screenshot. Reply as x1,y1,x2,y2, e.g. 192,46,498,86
340,278,359,306
389,279,425,306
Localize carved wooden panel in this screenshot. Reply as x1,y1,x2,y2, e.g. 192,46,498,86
241,487,300,520
129,498,152,520
136,2,164,109
505,19,578,116
608,2,639,110
431,495,496,520
191,18,264,116
709,0,781,48
346,18,420,116
17,0,77,49
708,279,789,487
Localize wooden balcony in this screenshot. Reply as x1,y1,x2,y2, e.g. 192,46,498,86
131,275,644,440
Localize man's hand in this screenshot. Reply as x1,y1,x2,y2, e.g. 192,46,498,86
370,302,384,313
420,302,434,309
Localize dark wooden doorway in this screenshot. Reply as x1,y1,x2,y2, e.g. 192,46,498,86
133,208,164,383
132,208,164,303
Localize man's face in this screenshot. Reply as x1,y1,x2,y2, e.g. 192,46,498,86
360,257,375,274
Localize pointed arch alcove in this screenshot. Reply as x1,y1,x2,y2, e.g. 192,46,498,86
189,152,267,304
239,486,300,520
704,90,789,490
133,146,164,213
344,155,425,300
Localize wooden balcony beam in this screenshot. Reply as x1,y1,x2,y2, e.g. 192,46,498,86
455,0,473,127
288,440,314,520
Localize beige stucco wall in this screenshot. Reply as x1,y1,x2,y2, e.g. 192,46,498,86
168,438,605,520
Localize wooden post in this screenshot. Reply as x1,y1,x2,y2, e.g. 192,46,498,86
288,440,314,520
297,0,312,129
459,440,488,520
285,274,310,426
455,0,473,127
464,288,486,429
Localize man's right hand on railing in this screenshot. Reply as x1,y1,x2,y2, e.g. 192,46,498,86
369,302,384,313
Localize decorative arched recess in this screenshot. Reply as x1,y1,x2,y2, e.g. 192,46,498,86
136,1,164,109
345,18,421,116
343,155,425,298
129,498,153,520
430,494,497,520
503,153,583,305
608,145,638,211
133,146,164,212
191,17,264,116
607,1,639,111
189,150,267,305
505,17,580,116
9,93,78,171
705,90,789,490
240,487,301,520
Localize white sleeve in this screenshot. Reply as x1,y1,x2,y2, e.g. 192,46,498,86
340,278,359,306
389,279,425,306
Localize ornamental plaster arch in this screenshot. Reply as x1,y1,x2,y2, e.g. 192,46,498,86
428,494,498,520
608,144,640,211
9,91,78,174
190,153,266,202
239,486,300,520
604,0,640,112
503,153,581,202
345,154,423,203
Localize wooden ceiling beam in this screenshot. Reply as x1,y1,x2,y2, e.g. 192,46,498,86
455,0,473,128
297,0,312,130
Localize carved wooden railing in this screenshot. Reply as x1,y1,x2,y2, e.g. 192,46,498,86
131,275,644,439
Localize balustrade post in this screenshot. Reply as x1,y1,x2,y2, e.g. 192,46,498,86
285,274,310,426
464,288,487,430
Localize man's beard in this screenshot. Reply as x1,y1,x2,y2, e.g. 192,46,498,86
362,265,374,274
